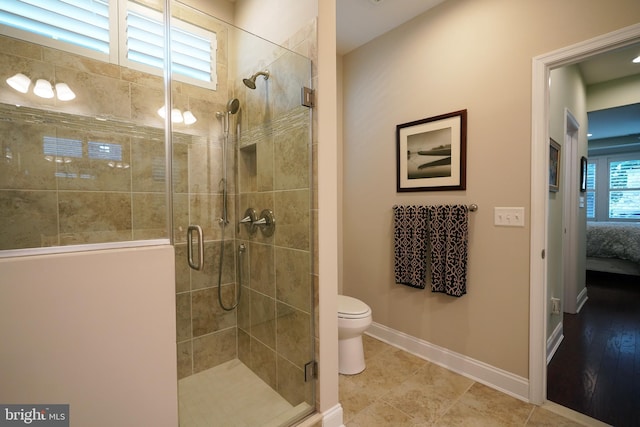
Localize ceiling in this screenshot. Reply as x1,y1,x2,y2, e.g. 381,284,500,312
578,45,640,141
336,0,445,55
336,1,640,142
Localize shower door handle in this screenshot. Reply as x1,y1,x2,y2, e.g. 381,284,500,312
187,225,204,271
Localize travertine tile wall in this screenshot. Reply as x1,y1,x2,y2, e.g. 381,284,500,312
0,2,319,412
0,33,176,249
0,1,237,378
234,20,317,407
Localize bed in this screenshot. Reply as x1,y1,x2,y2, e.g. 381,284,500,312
586,221,640,276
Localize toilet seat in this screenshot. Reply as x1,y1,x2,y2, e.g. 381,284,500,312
338,295,371,319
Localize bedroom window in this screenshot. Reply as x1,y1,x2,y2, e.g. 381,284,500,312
0,0,217,89
589,154,640,221
609,159,640,219
586,161,596,219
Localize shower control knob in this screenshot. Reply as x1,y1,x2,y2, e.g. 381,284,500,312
257,209,275,237
240,208,258,235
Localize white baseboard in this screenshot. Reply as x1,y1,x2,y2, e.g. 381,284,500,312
366,322,530,402
321,403,344,427
546,321,564,364
576,287,588,313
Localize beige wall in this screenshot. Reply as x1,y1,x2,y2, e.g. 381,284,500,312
0,246,178,427
341,0,640,378
587,74,640,111
234,0,317,47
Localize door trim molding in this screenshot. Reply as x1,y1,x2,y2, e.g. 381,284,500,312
562,108,580,314
529,23,640,405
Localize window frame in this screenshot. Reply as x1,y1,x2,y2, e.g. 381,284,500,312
0,0,118,63
118,1,217,90
589,152,640,222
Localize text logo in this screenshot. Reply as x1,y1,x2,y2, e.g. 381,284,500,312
0,405,68,427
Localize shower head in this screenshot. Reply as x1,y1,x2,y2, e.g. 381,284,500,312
242,71,270,89
227,98,240,114
217,98,240,134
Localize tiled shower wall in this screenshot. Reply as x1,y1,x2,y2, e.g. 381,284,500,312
0,2,319,410
0,1,230,250
0,2,236,374
233,22,317,407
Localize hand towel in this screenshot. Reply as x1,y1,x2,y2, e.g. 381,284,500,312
393,205,429,289
427,204,469,297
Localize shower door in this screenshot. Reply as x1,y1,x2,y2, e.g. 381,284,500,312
170,3,315,426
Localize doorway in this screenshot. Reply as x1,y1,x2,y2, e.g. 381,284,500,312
529,23,640,408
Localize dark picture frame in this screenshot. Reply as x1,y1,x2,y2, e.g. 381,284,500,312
580,156,587,192
396,110,467,192
549,138,560,192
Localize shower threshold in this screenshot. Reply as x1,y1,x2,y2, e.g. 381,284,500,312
178,359,311,427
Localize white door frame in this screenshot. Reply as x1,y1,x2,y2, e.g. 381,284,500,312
562,109,580,314
529,23,640,405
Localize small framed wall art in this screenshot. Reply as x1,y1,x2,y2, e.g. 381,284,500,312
580,156,587,192
549,138,560,192
396,109,467,192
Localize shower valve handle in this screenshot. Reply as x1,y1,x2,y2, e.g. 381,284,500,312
256,209,275,237
241,208,258,235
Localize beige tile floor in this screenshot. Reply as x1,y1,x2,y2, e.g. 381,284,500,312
339,335,609,427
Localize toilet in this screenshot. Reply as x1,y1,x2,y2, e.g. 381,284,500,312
337,295,373,375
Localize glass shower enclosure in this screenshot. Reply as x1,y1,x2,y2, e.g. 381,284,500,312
171,3,315,426
0,0,315,425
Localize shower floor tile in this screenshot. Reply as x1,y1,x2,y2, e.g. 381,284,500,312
178,359,310,427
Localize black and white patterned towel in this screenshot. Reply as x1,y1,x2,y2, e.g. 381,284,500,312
393,205,429,289
427,205,469,297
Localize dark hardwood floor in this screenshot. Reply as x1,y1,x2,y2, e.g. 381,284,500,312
547,270,640,427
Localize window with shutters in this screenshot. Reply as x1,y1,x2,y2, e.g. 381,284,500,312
608,159,640,219
589,154,640,221
0,0,217,89
586,161,596,219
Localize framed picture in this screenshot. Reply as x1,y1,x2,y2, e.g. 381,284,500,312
396,110,467,192
549,138,560,192
580,156,587,192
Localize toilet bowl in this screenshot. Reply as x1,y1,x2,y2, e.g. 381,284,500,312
338,295,372,375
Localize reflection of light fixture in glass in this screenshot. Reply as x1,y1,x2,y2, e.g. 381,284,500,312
6,73,31,93
55,82,76,101
7,73,75,101
157,105,196,125
183,110,197,125
171,108,183,123
633,55,640,63
34,79,55,98
107,161,130,169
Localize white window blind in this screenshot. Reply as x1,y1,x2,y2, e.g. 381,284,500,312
586,161,596,219
1,0,217,89
0,0,110,57
609,159,640,219
124,2,216,87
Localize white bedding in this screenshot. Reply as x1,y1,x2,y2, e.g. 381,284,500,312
586,221,640,265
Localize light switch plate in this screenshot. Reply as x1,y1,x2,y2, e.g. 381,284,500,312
494,207,525,227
